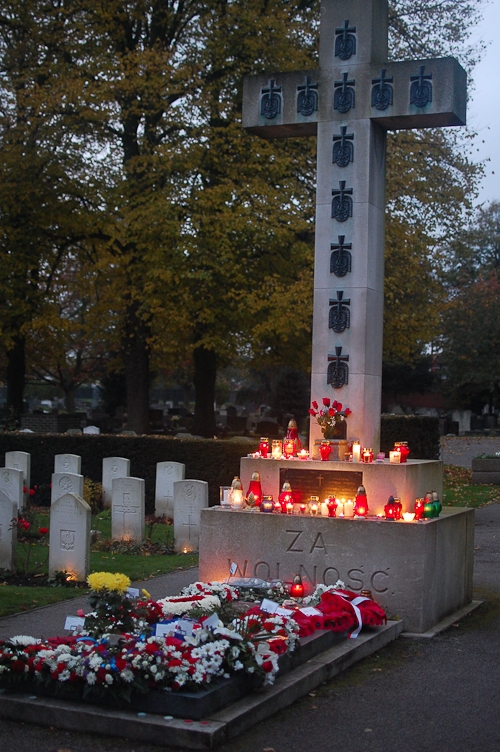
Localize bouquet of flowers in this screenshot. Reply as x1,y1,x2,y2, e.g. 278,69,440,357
309,397,351,439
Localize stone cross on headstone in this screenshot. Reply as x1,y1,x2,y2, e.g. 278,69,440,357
242,0,466,451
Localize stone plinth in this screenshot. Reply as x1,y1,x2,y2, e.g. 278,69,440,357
199,506,474,633
241,456,443,517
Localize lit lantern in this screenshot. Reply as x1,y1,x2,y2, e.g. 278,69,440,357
352,441,361,463
362,448,374,463
308,495,319,515
229,477,245,510
284,418,302,456
279,481,293,513
299,503,306,515
290,574,305,599
393,497,402,521
414,498,425,520
432,491,442,517
271,439,283,459
389,451,401,464
273,499,282,513
327,497,338,517
298,448,309,460
219,486,232,507
260,495,274,513
354,485,369,517
319,441,332,461
286,501,294,515
283,439,295,459
246,472,263,508
403,512,415,521
384,495,397,520
394,441,410,463
258,437,270,458
423,491,434,519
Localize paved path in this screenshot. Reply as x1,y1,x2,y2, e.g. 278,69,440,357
441,435,500,468
2,498,500,750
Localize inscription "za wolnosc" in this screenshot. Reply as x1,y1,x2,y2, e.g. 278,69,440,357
286,530,327,554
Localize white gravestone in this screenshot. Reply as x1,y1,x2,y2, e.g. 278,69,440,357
242,0,466,452
83,425,100,434
0,467,24,512
5,451,31,505
155,461,185,519
0,490,17,570
102,457,130,509
49,492,91,582
54,454,81,475
111,477,145,542
173,480,208,554
51,472,84,505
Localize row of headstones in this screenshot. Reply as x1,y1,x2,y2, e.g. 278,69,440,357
0,452,209,578
0,450,191,519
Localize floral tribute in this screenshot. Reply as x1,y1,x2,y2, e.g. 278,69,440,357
0,576,386,704
309,398,351,439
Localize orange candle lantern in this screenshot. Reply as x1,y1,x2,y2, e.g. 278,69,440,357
384,495,397,520
246,471,263,507
394,441,410,463
319,441,332,461
414,498,425,520
284,418,301,457
299,503,306,515
290,574,304,599
229,477,245,510
393,497,402,521
283,439,295,459
279,481,293,513
353,485,369,517
271,439,283,459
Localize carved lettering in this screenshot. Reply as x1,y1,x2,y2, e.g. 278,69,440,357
254,561,271,580
286,530,304,553
322,566,340,585
371,570,389,593
299,563,317,586
310,532,327,554
347,568,364,591
228,558,248,577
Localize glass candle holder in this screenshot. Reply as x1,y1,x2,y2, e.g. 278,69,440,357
272,439,283,460
283,439,295,459
258,437,270,458
260,495,274,513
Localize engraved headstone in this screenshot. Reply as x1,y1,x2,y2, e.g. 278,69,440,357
5,451,31,505
173,480,208,554
54,454,81,475
51,472,84,505
49,492,91,581
0,490,17,570
155,461,185,519
242,0,467,451
102,457,130,509
0,467,24,512
111,477,145,542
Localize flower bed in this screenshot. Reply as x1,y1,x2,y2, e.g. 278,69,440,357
0,577,386,716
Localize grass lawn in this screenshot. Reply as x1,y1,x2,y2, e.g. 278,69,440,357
443,465,500,508
0,510,198,618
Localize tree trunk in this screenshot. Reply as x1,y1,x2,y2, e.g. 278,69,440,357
123,305,150,434
193,345,217,437
64,386,76,415
6,334,26,424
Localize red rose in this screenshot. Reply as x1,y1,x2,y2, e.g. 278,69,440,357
261,660,273,673
344,408,352,416
311,400,318,409
29,489,35,496
23,486,27,493
308,409,317,416
38,527,49,535
328,408,335,417
332,400,338,409
322,397,330,407
336,402,342,412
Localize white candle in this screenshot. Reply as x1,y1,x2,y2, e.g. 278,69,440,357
389,451,401,464
352,442,361,463
345,499,355,517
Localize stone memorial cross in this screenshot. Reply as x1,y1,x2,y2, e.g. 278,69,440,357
242,0,466,451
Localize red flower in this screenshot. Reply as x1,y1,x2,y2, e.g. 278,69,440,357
344,408,352,416
38,527,49,535
336,402,342,412
261,660,273,673
311,400,318,410
332,400,338,410
308,408,317,416
23,486,27,493
29,489,35,496
328,408,335,417
322,397,331,407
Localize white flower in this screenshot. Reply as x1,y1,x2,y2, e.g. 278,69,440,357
105,673,113,684
86,672,96,685
9,636,38,646
234,661,244,671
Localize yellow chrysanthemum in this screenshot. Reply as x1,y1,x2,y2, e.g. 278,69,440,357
87,571,131,593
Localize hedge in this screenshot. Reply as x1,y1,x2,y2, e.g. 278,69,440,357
0,415,440,511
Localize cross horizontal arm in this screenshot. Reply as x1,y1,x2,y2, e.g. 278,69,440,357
243,57,466,139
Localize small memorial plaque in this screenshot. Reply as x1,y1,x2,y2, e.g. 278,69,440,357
64,616,85,631
279,468,362,503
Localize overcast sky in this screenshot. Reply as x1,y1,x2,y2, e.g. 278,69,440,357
468,0,500,207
